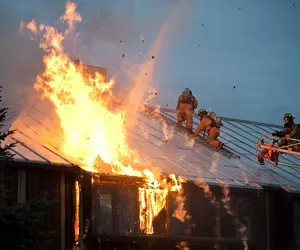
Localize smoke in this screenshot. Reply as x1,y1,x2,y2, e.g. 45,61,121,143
151,106,175,143
172,187,190,223
183,133,195,148
237,159,250,184
123,0,190,118
221,185,234,216
221,185,249,250
196,177,216,204
0,1,66,112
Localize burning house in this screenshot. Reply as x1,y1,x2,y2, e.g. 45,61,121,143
2,100,300,250
2,2,299,250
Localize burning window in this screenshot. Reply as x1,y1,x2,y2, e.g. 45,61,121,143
139,188,168,235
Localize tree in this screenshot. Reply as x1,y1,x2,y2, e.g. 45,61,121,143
0,86,16,162
0,86,57,250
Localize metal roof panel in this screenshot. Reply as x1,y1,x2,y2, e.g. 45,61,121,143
5,101,300,192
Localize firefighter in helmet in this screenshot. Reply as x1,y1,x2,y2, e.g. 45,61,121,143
257,113,300,165
192,109,223,149
176,88,198,133
273,113,300,151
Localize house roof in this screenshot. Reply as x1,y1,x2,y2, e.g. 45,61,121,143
6,99,300,192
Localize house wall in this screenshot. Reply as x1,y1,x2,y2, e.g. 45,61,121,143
3,165,299,250
1,162,78,250
87,179,300,250
269,189,300,250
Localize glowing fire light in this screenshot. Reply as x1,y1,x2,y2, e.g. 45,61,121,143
20,2,133,172
21,1,189,236
74,180,80,242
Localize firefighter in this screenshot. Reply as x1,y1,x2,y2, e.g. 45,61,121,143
176,88,198,133
257,113,300,165
192,110,224,149
273,113,300,151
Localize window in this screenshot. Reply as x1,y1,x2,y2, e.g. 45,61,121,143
96,193,113,234
116,187,137,234
92,185,114,235
92,184,139,235
220,214,236,238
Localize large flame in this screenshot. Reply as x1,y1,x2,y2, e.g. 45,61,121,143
21,3,133,171
21,1,189,236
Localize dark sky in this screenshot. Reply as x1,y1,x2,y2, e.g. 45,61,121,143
0,0,299,125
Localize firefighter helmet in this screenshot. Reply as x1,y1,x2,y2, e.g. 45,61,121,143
284,113,295,122
198,109,208,119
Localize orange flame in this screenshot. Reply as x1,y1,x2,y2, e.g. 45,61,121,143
74,180,80,242
22,2,136,172
22,1,190,236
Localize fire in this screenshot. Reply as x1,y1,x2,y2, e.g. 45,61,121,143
20,2,134,172
21,1,189,236
74,180,80,242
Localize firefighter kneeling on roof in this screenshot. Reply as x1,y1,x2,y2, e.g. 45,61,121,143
192,109,224,150
257,113,300,165
176,88,198,133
